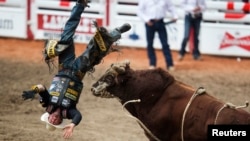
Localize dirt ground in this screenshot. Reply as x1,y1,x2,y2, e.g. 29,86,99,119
0,37,250,141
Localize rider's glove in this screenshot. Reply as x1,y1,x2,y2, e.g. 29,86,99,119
22,85,41,100
22,90,36,100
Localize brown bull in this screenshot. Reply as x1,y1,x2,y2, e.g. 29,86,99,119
91,60,250,141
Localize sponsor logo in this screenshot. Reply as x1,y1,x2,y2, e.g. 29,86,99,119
94,31,106,51
37,14,103,34
0,18,13,29
50,92,60,96
66,88,78,97
65,93,77,101
220,32,250,51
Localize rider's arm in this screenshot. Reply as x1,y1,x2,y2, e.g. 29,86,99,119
22,84,46,100
22,84,50,107
62,108,82,138
31,84,46,93
67,108,82,126
32,84,50,107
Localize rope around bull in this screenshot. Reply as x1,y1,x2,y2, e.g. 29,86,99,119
181,87,206,141
214,101,249,124
122,99,161,141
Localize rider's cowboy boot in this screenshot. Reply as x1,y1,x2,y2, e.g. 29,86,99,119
77,0,90,7
79,23,131,72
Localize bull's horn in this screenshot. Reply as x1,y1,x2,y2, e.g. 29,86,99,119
112,64,125,74
111,60,130,74
123,59,130,66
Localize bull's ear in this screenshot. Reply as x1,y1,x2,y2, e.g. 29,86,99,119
115,65,126,74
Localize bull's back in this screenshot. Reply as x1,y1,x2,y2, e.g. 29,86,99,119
184,93,250,140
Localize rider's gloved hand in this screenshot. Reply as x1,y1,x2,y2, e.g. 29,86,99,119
22,90,36,100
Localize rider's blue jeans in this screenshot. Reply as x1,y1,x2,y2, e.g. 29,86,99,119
179,13,202,59
56,4,87,82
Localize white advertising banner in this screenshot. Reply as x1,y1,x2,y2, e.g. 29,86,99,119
35,11,103,43
34,0,106,43
200,23,250,57
0,8,27,38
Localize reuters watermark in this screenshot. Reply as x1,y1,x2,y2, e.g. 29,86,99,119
207,125,250,140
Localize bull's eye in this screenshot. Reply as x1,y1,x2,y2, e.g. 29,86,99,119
105,75,114,85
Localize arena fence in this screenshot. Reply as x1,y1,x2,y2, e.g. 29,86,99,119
0,0,249,57
200,0,250,57
0,0,33,39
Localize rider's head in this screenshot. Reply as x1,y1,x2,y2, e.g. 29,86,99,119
40,108,64,131
48,108,63,125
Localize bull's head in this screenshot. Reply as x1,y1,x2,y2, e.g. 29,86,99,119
91,60,130,99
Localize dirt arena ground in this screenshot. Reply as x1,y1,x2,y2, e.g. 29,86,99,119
0,37,249,141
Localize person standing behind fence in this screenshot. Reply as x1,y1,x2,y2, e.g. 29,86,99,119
178,0,206,61
137,0,178,71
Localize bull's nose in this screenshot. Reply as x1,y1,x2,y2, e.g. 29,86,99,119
91,88,96,93
91,88,99,96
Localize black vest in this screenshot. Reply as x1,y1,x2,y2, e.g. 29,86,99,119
48,76,83,109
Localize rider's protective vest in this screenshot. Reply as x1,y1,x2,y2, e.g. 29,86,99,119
46,76,83,113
